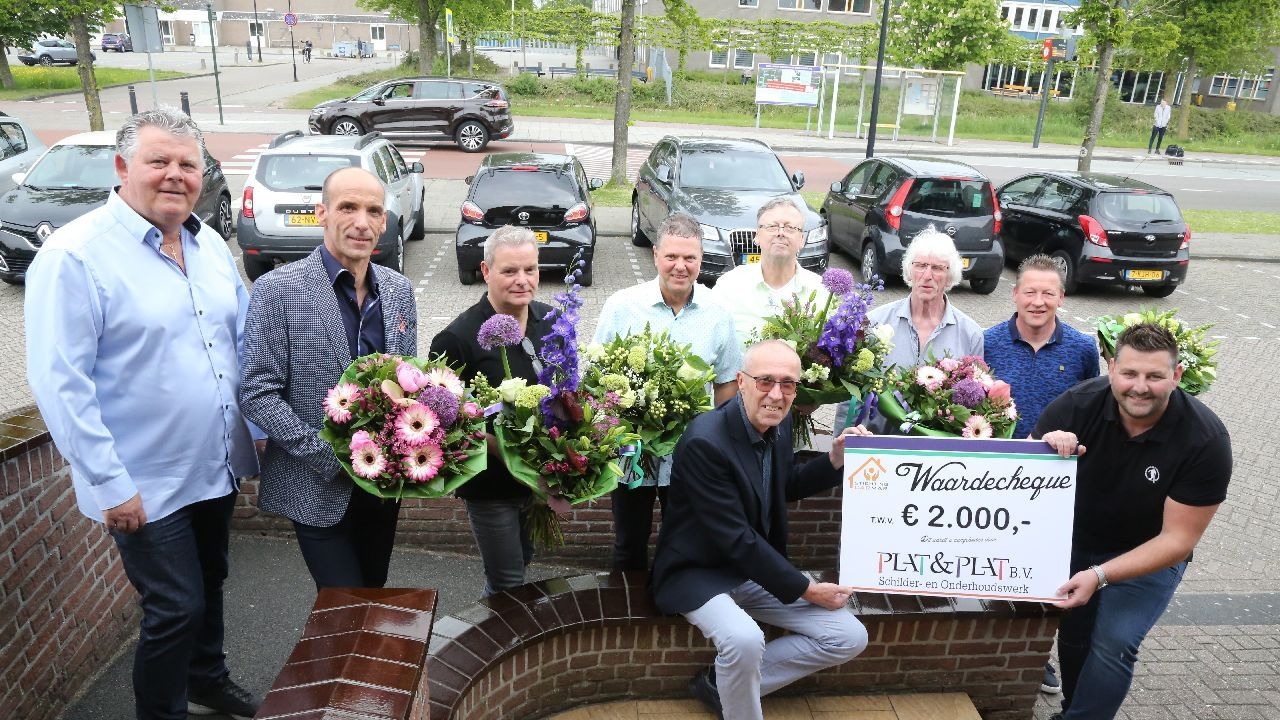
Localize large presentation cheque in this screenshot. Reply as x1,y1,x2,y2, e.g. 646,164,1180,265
839,435,1076,602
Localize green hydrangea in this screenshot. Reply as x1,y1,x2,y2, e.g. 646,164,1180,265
627,346,648,373
514,384,552,409
599,373,630,393
854,348,875,373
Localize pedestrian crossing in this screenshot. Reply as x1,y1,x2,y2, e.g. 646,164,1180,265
217,143,428,176
564,143,648,183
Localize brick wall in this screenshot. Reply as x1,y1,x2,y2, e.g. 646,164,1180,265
233,478,846,571
0,408,139,720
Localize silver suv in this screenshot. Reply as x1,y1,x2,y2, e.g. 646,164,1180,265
235,131,425,281
18,38,94,66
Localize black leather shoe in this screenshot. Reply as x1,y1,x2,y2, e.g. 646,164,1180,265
688,666,724,720
188,676,260,720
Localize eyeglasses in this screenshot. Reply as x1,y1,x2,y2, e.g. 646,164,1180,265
910,261,950,275
741,372,798,396
758,222,803,235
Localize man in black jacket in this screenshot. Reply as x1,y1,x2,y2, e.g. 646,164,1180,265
652,339,870,720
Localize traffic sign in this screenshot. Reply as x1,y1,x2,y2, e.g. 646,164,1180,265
1041,38,1052,61
284,12,297,27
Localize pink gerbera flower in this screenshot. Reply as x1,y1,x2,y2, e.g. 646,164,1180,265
426,367,466,397
962,415,994,439
351,443,388,478
323,382,360,423
395,403,439,447
404,442,444,483
915,366,947,392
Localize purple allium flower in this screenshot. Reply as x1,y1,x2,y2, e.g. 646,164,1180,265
420,384,460,428
477,314,523,350
822,268,855,296
950,378,987,408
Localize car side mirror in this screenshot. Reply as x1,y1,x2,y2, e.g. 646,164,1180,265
792,171,805,190
655,165,671,184
373,98,386,106
410,162,424,174
829,181,842,193
588,178,604,190
464,175,474,185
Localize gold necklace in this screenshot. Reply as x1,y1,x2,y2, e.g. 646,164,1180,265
161,242,181,262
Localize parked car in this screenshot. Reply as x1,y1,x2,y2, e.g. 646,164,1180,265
0,131,232,284
996,171,1189,298
822,156,1003,294
456,152,602,286
17,38,95,66
308,77,514,152
236,130,424,281
100,33,133,52
0,112,47,197
631,136,827,282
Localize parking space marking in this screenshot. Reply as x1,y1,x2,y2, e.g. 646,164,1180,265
564,143,647,182
1237,313,1250,319
1262,323,1276,329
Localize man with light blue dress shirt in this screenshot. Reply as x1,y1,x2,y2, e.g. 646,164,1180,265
593,212,742,571
25,108,260,720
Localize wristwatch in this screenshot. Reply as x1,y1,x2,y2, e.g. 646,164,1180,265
1090,564,1109,590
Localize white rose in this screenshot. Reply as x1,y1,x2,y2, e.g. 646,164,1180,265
583,343,606,362
618,390,637,409
497,378,528,404
676,362,703,382
873,324,895,343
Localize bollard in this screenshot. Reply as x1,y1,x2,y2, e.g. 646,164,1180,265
128,85,139,114
200,58,206,70
180,91,191,116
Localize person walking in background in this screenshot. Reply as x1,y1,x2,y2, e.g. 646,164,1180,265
26,108,261,720
1149,98,1171,154
240,166,418,590
303,39,313,63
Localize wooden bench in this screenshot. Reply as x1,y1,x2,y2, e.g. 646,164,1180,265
425,570,1058,720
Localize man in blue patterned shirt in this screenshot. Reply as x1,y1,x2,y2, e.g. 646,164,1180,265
593,212,742,571
984,254,1100,440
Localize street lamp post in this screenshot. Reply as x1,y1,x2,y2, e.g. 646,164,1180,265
865,0,892,159
252,0,263,61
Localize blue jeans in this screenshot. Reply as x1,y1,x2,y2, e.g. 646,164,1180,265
292,490,401,589
1058,550,1187,720
465,497,534,596
111,491,236,720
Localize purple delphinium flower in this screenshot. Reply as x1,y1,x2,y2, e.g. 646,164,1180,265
821,268,855,297
815,279,879,367
420,385,460,428
477,314,523,350
950,378,987,408
537,255,587,429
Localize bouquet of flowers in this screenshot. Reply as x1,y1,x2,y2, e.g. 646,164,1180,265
580,326,716,481
1095,308,1218,396
318,354,488,500
472,260,640,548
878,355,1019,438
757,268,894,445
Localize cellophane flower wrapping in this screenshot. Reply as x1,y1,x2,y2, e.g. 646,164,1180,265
318,353,488,500
1095,308,1218,396
878,355,1019,439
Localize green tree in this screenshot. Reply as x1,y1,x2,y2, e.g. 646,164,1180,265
520,2,614,77
886,0,1012,70
0,1,70,88
359,0,444,74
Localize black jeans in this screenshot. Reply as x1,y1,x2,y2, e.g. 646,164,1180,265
1148,125,1167,152
611,484,667,571
293,489,401,589
111,491,237,720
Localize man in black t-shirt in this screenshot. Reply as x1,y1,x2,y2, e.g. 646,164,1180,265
1033,323,1231,720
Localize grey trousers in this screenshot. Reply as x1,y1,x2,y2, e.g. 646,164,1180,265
684,581,869,720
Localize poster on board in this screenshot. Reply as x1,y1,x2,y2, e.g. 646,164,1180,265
755,63,821,107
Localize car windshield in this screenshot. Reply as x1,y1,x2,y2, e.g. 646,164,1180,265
678,150,792,191
903,179,992,218
473,170,577,207
351,85,386,101
22,144,117,189
1094,192,1183,226
257,154,358,192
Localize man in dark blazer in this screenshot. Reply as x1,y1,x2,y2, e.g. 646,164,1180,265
652,339,870,720
240,166,417,589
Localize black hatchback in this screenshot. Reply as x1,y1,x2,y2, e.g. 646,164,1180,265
997,172,1189,298
822,156,1003,294
455,153,603,286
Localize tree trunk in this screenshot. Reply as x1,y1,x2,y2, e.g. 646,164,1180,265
0,43,14,90
576,45,585,78
1176,52,1197,140
611,0,636,187
418,0,437,75
1077,40,1115,172
72,15,104,131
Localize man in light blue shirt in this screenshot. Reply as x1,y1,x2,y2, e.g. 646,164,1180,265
593,212,742,571
25,109,260,720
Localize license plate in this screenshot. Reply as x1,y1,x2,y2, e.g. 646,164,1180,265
285,213,318,226
534,231,548,244
961,257,972,269
741,253,761,265
1125,269,1164,281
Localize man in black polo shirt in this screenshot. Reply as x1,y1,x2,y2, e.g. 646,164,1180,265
1033,322,1231,720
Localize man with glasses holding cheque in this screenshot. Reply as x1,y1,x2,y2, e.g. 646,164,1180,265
652,339,873,720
